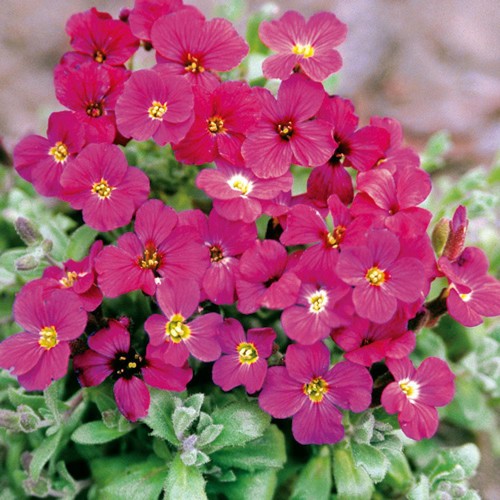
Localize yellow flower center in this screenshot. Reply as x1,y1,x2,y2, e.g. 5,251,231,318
207,116,225,134
326,225,346,248
86,102,103,118
209,245,224,262
303,376,329,403
292,43,315,58
277,121,293,140
399,379,419,400
185,53,204,73
459,292,472,302
39,326,58,350
138,247,160,270
93,50,106,63
365,266,387,286
91,178,114,199
59,271,79,288
237,342,259,364
165,314,191,343
228,174,252,196
49,141,69,163
308,290,328,314
148,100,168,120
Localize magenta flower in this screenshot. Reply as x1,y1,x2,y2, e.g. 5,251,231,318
40,240,103,312
63,8,139,67
145,279,222,365
179,209,257,304
305,161,354,208
242,74,335,178
151,9,248,90
212,319,276,394
54,62,128,143
381,357,455,440
259,342,372,444
259,11,347,82
331,315,415,367
0,284,87,391
95,199,209,298
439,247,500,327
172,81,260,166
74,320,192,422
115,69,194,146
14,111,85,197
281,267,352,345
351,166,432,237
60,143,150,232
235,239,301,314
336,230,425,324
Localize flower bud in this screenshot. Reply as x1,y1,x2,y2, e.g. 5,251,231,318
431,217,450,257
41,238,54,253
442,205,468,261
0,408,21,431
15,254,39,271
14,217,42,246
17,405,42,433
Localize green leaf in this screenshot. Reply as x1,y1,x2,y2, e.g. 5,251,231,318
208,400,270,451
71,421,133,445
29,428,63,481
407,475,430,500
197,423,223,448
8,387,46,411
65,225,97,261
291,446,331,500
183,393,204,414
173,406,197,439
163,454,207,500
352,443,390,483
427,444,480,485
378,448,414,494
332,441,374,500
142,388,178,445
350,411,375,444
210,469,277,500
210,425,286,472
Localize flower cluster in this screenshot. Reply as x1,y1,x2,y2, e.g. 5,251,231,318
3,0,499,445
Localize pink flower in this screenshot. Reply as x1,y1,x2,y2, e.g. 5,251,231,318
235,239,301,314
336,230,425,323
172,81,260,166
242,74,335,178
151,10,248,90
54,62,128,143
259,342,372,444
145,279,222,365
62,8,139,67
212,319,276,394
381,357,455,440
305,161,354,208
60,143,150,232
179,209,257,304
351,166,432,238
74,320,192,422
259,11,347,82
196,161,292,223
439,247,500,327
95,199,209,297
14,111,85,197
0,284,87,391
115,69,194,146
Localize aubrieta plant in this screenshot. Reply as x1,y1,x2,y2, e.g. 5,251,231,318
1,1,499,499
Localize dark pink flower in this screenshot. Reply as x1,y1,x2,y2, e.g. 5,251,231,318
0,285,87,391
439,247,500,327
242,74,335,178
381,357,455,440
179,209,257,304
281,266,352,345
196,161,292,223
442,205,469,261
259,342,372,444
235,239,301,314
63,8,139,67
60,143,150,232
54,62,128,143
74,320,192,422
95,199,209,297
145,279,222,365
115,69,194,146
351,166,432,238
14,111,85,197
172,81,260,166
212,319,276,394
305,162,354,208
336,230,425,324
152,10,248,90
331,315,415,366
259,11,347,82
